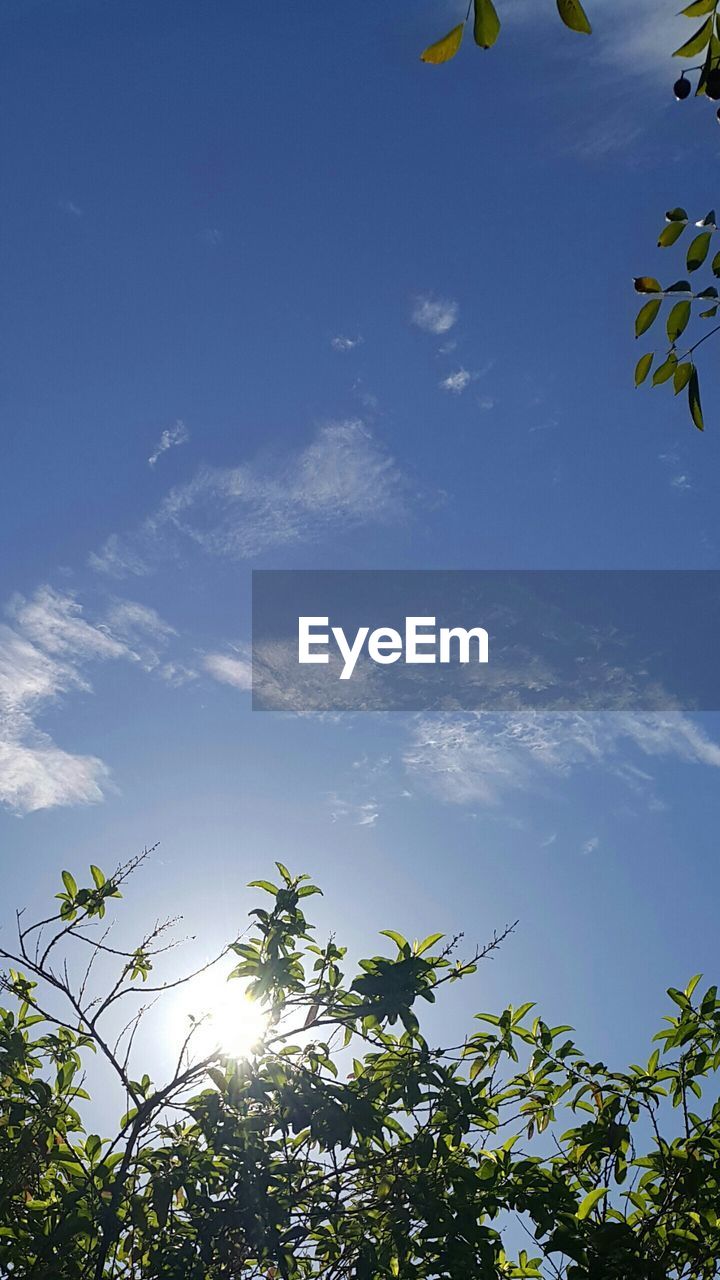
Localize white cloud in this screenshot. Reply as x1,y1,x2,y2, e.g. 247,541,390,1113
203,651,252,691
671,473,692,492
581,836,600,856
404,711,720,808
8,587,127,660
331,335,362,352
327,793,380,828
88,533,151,579
0,588,176,815
411,295,459,335
440,368,474,395
148,420,190,468
92,421,407,575
59,200,83,218
0,738,108,816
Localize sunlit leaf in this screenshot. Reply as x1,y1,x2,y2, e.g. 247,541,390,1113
673,17,712,57
635,353,653,385
700,304,718,317
653,354,678,385
556,0,592,34
667,300,691,341
474,0,500,47
633,276,662,293
682,0,715,13
635,299,661,337
687,231,712,271
674,361,693,393
577,1187,608,1220
61,871,77,898
659,222,686,248
421,23,464,63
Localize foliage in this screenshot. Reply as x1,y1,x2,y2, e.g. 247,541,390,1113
633,209,720,431
420,0,591,64
420,1,720,432
1,854,720,1278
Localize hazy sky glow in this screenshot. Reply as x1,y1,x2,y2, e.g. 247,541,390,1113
1,0,720,1074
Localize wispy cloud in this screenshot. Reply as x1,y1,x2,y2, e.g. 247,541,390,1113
203,650,252,691
581,836,600,856
0,588,175,815
404,711,720,808
440,368,475,395
671,473,692,493
331,335,363,352
148,420,190,468
59,199,83,218
92,421,408,576
411,295,459,335
327,792,380,828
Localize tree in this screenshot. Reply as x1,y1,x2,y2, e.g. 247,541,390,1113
420,0,720,432
1,853,719,1278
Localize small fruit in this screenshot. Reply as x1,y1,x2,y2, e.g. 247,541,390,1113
705,67,720,99
674,74,691,100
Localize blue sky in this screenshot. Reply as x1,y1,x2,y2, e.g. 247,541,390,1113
2,0,720,1075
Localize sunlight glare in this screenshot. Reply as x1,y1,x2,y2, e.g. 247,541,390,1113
173,967,269,1061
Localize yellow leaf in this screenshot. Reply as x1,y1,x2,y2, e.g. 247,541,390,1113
421,23,464,64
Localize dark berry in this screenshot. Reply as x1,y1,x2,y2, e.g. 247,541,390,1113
674,74,691,100
705,67,720,99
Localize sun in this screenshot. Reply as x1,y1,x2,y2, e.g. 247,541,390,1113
171,966,270,1061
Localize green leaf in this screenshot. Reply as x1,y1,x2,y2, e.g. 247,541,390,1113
85,1134,101,1160
658,221,686,248
90,865,105,889
473,0,500,47
416,932,445,955
700,304,718,318
635,299,661,337
688,367,704,430
380,930,408,951
687,231,712,271
667,300,691,342
61,871,78,898
248,879,279,895
633,276,662,294
712,250,720,277
652,354,678,385
635,353,653,386
577,1187,609,1220
421,23,464,63
666,207,689,222
673,17,712,57
556,0,592,34
674,361,693,394
665,279,693,293
682,0,715,13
